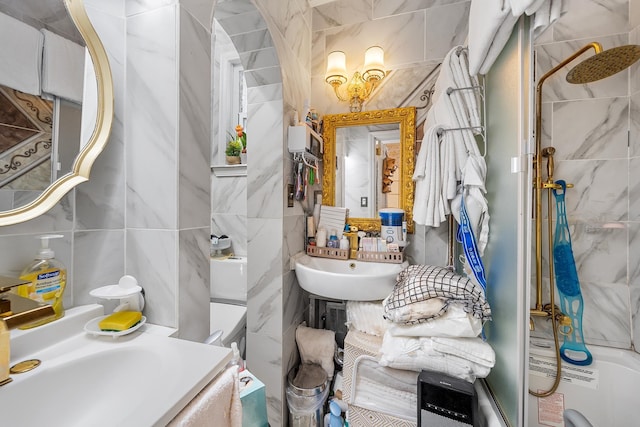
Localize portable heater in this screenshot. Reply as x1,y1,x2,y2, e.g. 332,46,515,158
417,370,479,427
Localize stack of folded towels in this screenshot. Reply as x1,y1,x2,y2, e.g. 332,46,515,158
342,264,495,424
345,263,495,384
379,264,495,383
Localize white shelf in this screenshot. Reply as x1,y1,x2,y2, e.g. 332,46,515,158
211,164,247,177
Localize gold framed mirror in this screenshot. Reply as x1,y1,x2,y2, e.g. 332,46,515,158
322,107,416,233
0,0,113,226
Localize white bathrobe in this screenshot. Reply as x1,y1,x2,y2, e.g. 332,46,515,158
413,46,485,237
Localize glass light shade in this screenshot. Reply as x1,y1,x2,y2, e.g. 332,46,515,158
363,46,385,81
326,51,348,85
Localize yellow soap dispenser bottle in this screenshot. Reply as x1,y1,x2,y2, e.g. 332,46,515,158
16,234,67,329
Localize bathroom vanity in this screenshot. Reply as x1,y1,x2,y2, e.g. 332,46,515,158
0,304,231,426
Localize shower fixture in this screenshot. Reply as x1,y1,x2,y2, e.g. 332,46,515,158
530,42,640,397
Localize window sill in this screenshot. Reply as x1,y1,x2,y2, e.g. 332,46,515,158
211,164,247,177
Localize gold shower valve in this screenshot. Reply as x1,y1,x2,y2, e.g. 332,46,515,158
558,313,571,325
558,317,574,336
543,182,574,190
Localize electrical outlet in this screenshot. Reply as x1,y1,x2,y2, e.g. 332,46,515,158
288,184,294,207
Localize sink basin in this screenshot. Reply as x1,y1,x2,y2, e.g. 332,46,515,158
0,305,231,427
294,254,407,301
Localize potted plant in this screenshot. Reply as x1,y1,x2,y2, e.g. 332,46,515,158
226,124,247,165
236,125,247,164
225,139,242,164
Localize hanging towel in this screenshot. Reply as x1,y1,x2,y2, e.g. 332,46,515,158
468,0,519,76
453,50,482,129
469,0,566,75
413,125,447,227
508,0,541,16
168,366,242,427
0,13,43,95
41,29,86,103
451,155,489,255
413,46,484,228
532,0,567,39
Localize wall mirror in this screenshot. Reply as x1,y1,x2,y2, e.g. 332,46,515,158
0,0,113,225
322,107,416,233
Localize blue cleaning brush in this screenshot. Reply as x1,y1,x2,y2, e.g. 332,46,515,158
553,180,592,366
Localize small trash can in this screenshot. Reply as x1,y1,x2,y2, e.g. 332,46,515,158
286,363,329,427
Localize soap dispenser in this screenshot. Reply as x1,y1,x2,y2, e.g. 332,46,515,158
16,234,67,329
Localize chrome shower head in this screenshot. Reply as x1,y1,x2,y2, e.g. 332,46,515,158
566,44,640,84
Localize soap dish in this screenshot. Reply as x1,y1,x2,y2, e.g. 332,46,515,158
84,314,146,338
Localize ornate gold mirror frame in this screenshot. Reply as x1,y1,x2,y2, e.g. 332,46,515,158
322,107,416,233
0,0,113,226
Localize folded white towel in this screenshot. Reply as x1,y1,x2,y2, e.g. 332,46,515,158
346,300,389,337
432,336,496,368
382,296,448,324
384,264,492,322
0,13,43,95
386,303,483,338
168,366,242,427
351,355,419,421
378,333,492,382
41,29,86,103
317,205,348,239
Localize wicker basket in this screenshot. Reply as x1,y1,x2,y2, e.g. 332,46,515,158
356,251,404,263
306,245,349,260
343,330,417,427
348,404,417,427
343,330,383,403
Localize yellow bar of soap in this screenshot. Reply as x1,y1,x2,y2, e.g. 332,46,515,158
98,311,142,331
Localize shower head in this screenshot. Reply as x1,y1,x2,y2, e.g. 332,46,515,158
566,44,640,84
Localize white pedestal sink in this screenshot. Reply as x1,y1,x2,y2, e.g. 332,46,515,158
294,253,408,301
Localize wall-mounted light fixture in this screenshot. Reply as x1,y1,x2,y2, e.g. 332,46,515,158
325,46,386,112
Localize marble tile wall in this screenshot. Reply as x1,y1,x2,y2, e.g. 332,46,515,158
311,0,470,118
210,20,248,257
216,0,311,424
531,0,640,352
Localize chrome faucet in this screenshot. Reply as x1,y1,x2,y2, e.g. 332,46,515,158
0,276,55,386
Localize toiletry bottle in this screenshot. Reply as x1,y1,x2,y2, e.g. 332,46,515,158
339,235,350,251
17,234,67,329
316,228,327,247
328,230,338,248
226,342,245,372
326,400,345,427
401,221,408,246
